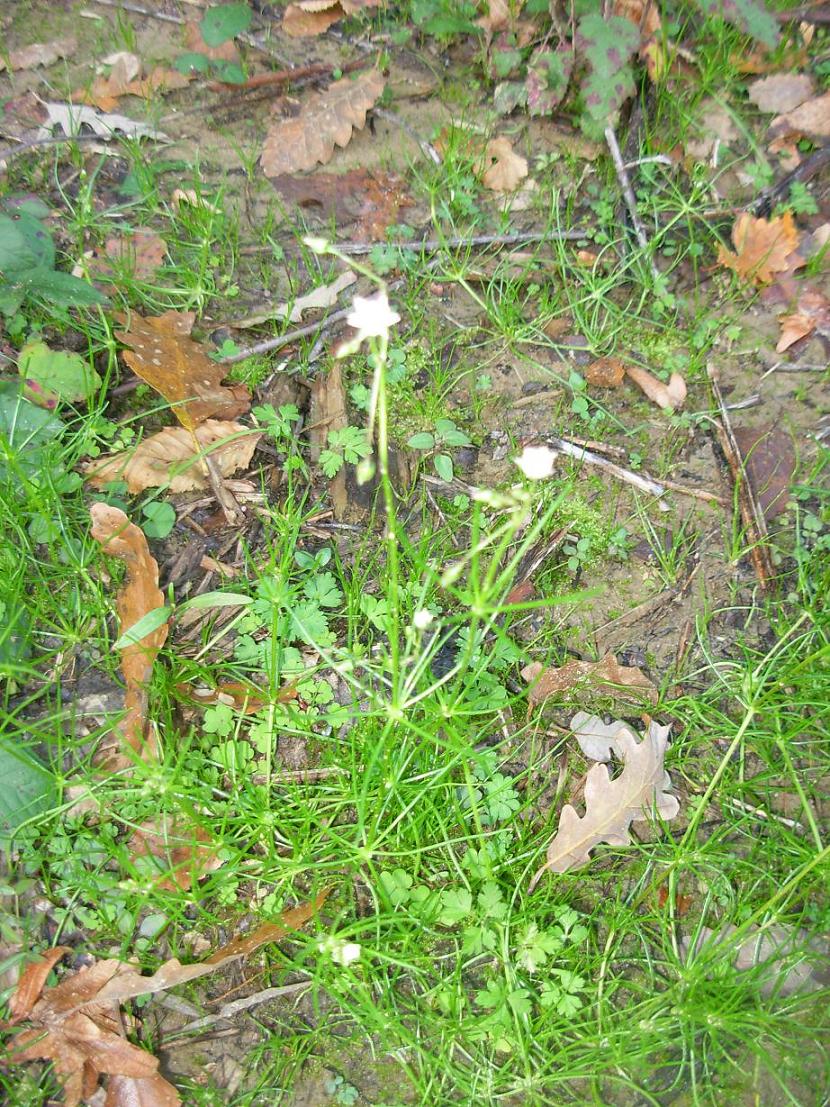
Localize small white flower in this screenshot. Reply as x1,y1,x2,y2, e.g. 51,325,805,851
303,236,329,254
413,609,434,630
514,445,557,480
336,292,400,357
319,936,362,966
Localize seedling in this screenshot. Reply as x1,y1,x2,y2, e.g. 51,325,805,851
407,417,472,481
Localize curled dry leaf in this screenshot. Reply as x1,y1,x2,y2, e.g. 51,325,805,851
530,715,678,886
0,37,77,72
261,69,385,176
717,211,804,286
84,420,261,494
277,270,356,324
114,311,249,430
127,816,222,892
480,135,529,192
585,356,625,388
747,73,814,113
89,504,168,768
626,365,687,411
521,653,657,708
776,286,830,351
3,893,329,1106
77,57,191,113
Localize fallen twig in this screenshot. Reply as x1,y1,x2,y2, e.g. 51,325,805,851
605,125,660,282
707,362,774,592
166,980,312,1036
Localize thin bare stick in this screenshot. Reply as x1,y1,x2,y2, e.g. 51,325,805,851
170,981,312,1035
336,228,588,255
88,0,184,23
605,125,659,281
707,362,774,592
221,308,350,364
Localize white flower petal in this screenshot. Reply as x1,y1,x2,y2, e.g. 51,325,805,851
346,292,400,339
514,445,557,480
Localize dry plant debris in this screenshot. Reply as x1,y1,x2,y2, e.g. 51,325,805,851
480,136,529,192
521,653,658,707
3,892,328,1106
530,715,678,886
260,69,385,176
625,365,687,410
127,816,222,892
114,311,250,430
0,37,77,72
88,504,168,769
717,211,804,285
85,420,260,494
75,52,190,112
282,0,380,37
747,72,814,112
776,286,830,351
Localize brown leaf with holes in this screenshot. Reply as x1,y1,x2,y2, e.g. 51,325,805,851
261,69,385,175
626,365,687,410
481,135,528,192
84,420,261,494
529,715,678,886
718,212,804,286
521,653,657,708
114,312,249,430
127,816,222,892
585,357,625,388
89,505,168,767
0,37,77,72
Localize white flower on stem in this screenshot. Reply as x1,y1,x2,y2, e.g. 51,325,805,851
336,291,400,358
514,445,557,480
319,935,362,966
413,609,434,630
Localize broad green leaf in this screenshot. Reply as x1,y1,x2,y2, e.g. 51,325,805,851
0,382,63,479
0,740,57,847
696,0,779,47
174,52,212,75
18,340,102,405
577,14,640,133
113,605,172,649
200,2,252,46
23,268,107,308
407,432,435,450
141,500,176,539
433,453,454,482
0,212,54,277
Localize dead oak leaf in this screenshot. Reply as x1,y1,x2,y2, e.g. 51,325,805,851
283,0,346,36
530,715,678,886
89,505,168,767
717,211,803,286
261,69,385,176
521,653,657,708
481,135,528,192
747,72,814,113
115,311,249,430
0,37,77,72
771,90,830,140
84,420,261,494
626,365,687,411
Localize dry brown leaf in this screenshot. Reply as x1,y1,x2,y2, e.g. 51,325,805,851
0,37,77,72
771,90,830,139
570,711,660,762
89,505,168,767
585,356,625,388
115,312,249,430
76,54,191,113
270,169,412,241
283,2,344,35
521,653,657,708
89,231,168,283
4,893,328,1106
8,947,72,1024
277,270,356,324
261,69,385,176
84,420,260,494
777,287,830,351
625,365,687,411
613,0,661,37
717,211,804,286
732,47,808,74
683,923,827,997
477,0,511,34
529,716,678,886
127,817,222,892
481,135,528,192
732,423,796,520
747,73,814,113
